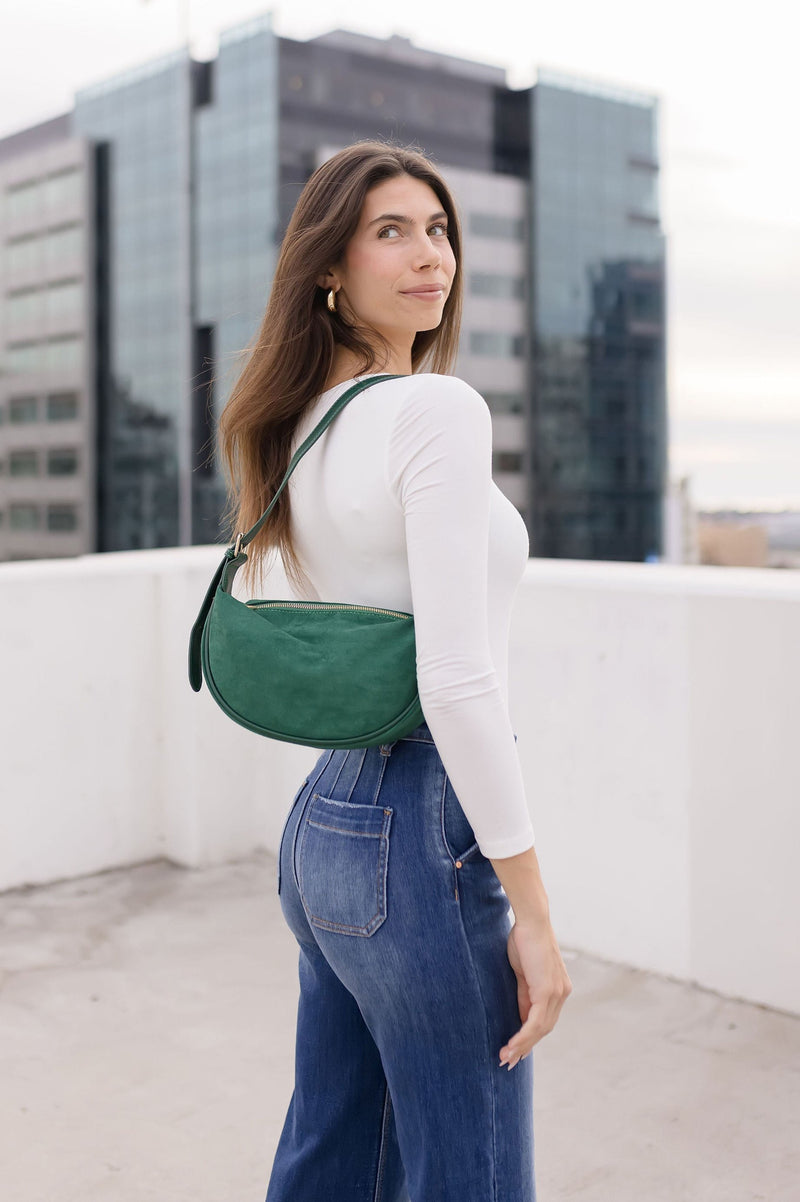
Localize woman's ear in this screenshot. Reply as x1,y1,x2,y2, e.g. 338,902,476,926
317,269,339,290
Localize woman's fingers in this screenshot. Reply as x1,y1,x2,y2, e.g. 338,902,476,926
499,996,568,1066
498,922,573,1066
502,994,563,1061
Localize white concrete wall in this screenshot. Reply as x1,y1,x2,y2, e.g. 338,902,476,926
511,559,800,1017
1,548,798,1016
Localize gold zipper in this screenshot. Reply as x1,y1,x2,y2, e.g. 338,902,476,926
247,600,412,619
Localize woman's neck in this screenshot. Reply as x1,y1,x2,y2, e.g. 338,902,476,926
323,341,412,392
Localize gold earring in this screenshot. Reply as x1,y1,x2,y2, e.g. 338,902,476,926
327,288,337,313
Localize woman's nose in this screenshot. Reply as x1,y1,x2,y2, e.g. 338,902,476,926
413,232,442,269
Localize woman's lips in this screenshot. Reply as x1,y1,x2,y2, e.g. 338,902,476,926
400,286,446,300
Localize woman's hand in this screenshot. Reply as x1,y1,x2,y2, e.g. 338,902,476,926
498,919,573,1068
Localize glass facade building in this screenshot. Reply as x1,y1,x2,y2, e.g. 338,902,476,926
73,48,192,550
528,71,666,560
0,121,97,561
193,17,278,543
276,30,503,232
2,18,667,563
73,15,278,551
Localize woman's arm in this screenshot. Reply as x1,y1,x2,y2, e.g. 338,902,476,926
386,376,535,857
490,844,573,1067
490,842,551,925
387,375,572,1061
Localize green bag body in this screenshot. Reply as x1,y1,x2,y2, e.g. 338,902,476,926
188,375,426,749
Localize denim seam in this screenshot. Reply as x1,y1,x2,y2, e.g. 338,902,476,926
438,764,500,1195
438,774,481,890
438,770,458,900
454,893,500,1201
330,750,353,797
290,749,335,898
342,747,368,801
306,791,389,818
368,750,390,805
372,1079,393,1202
307,821,385,838
277,774,310,894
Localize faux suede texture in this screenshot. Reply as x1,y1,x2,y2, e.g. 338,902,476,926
188,375,425,747
201,589,424,748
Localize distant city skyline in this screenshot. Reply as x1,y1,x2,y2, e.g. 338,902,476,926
2,0,798,510
670,416,800,513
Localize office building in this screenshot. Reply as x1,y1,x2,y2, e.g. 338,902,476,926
529,70,666,560
0,119,97,559
0,14,666,562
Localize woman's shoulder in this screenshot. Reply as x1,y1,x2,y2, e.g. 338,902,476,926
385,374,493,477
390,372,491,425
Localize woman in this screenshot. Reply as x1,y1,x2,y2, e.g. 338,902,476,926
218,141,572,1202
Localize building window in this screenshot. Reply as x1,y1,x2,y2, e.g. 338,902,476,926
47,448,79,476
43,168,82,211
628,155,659,171
6,288,46,326
46,336,82,372
470,272,525,300
6,338,81,376
7,342,45,373
627,211,659,227
6,233,41,275
47,503,78,532
9,395,38,423
493,450,524,472
484,392,525,415
44,224,82,273
470,331,525,357
47,392,79,421
45,279,83,323
469,213,524,240
10,503,40,530
6,178,42,222
9,449,38,477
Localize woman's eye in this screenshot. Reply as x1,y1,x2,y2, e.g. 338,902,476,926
429,223,448,236
377,225,400,238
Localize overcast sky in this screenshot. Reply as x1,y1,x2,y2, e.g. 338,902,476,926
2,0,799,507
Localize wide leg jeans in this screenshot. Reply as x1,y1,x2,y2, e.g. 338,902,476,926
266,719,535,1202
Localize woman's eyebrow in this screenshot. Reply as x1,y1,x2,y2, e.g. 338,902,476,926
366,210,448,227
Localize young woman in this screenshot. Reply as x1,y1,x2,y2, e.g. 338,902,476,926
218,141,572,1202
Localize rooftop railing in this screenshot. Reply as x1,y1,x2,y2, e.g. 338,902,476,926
1,546,797,1016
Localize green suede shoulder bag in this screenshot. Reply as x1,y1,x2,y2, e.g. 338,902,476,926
188,374,425,749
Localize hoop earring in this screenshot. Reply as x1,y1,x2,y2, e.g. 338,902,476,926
327,289,337,314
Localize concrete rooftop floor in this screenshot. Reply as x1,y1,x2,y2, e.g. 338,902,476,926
1,855,797,1202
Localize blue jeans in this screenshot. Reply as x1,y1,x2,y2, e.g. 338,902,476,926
267,719,535,1202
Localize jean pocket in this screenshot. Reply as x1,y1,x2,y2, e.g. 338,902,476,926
441,777,481,865
297,794,393,936
278,776,310,896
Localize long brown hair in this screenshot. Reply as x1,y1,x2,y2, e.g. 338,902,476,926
216,140,464,593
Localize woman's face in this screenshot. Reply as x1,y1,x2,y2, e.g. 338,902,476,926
330,174,457,351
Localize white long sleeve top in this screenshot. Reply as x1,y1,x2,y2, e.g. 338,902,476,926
287,371,535,858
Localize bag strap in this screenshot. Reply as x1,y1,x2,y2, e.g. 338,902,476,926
232,373,401,557
188,372,402,691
